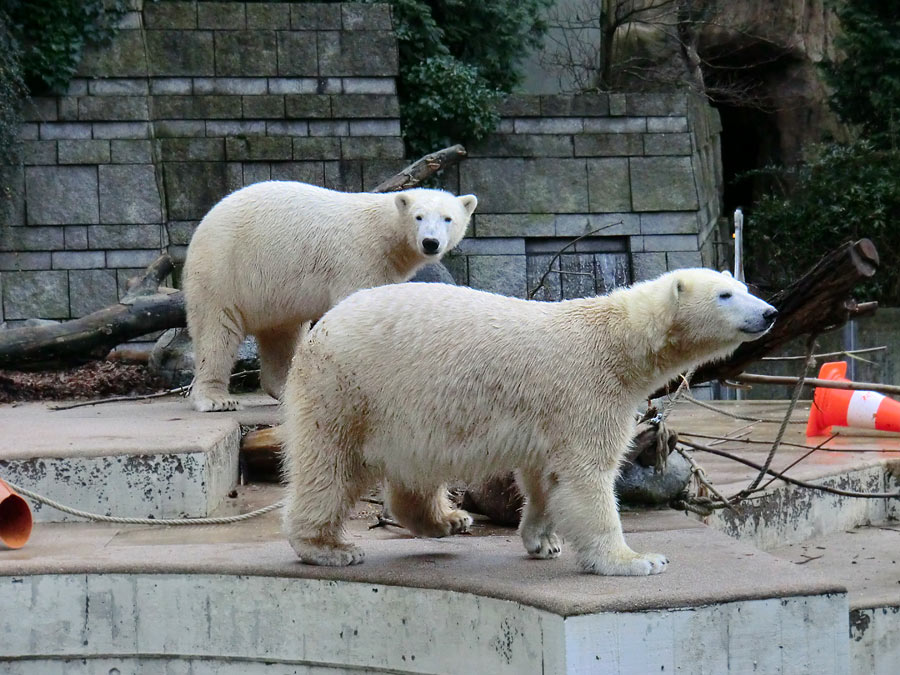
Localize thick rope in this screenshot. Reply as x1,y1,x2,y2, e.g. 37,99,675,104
5,480,283,526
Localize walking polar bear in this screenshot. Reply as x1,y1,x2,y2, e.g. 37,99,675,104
182,181,477,412
282,268,777,575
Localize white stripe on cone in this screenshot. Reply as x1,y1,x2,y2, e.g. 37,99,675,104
846,390,885,429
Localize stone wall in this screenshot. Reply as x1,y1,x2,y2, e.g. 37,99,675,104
0,1,402,324
439,90,724,298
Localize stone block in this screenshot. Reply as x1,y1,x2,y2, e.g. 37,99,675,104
267,78,318,95
78,96,150,122
595,252,631,292
468,255,527,297
630,157,699,211
0,165,25,227
291,3,341,30
110,139,153,163
293,137,341,160
247,3,290,29
150,78,193,95
242,95,285,119
461,158,588,214
0,226,64,252
514,118,583,134
643,133,692,156
19,123,38,140
88,79,149,96
632,252,667,281
160,137,225,161
331,94,399,118
91,122,151,139
270,161,325,185
99,165,163,224
197,2,245,29
39,123,92,140
470,134,573,158
285,95,332,118
640,212,699,235
51,250,105,269
475,214,556,237
64,79,88,96
163,162,228,220
277,32,319,76
88,224,163,250
559,253,598,299
496,96,541,117
647,117,688,133
626,92,688,116
586,158,631,212
57,97,78,121
540,94,609,117
154,95,242,119
242,163,271,185
23,98,57,122
455,238,525,255
2,270,69,319
78,30,147,77
57,140,111,165
609,93,627,116
216,31,278,77
26,166,99,225
106,249,162,268
342,3,392,30
323,160,362,192
69,269,118,317
0,252,51,271
226,137,293,161
347,120,401,137
318,31,398,77
147,31,214,77
205,120,266,136
360,159,408,190
154,121,207,138
583,117,646,133
573,233,630,253
642,234,699,252
309,120,349,136
23,140,57,165
266,121,309,137
166,221,199,246
574,134,642,157
441,252,468,285
194,78,267,95
667,251,703,269
339,137,404,160
342,78,396,95
64,226,88,250
556,213,640,236
143,1,197,29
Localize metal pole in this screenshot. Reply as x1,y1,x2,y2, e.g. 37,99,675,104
733,207,744,282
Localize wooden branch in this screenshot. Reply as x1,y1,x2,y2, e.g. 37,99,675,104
735,372,900,397
652,239,880,397
371,145,468,193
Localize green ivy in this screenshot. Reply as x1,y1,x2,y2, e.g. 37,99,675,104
0,12,25,166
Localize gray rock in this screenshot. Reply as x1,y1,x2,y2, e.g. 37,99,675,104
616,451,692,505
410,262,455,285
149,328,260,388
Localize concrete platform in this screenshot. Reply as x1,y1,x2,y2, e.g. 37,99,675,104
1,486,848,674
0,395,278,520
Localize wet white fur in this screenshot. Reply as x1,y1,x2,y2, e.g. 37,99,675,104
281,268,776,574
183,181,477,412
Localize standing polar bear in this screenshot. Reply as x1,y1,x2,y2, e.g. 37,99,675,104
182,181,477,412
282,268,777,575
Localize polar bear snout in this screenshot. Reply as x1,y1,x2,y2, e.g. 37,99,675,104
740,303,778,337
421,237,440,255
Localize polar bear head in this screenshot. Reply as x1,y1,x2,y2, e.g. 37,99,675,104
394,189,478,258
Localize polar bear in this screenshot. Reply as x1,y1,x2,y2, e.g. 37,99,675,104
182,181,477,412
280,268,777,575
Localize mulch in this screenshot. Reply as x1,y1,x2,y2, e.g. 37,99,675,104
0,361,165,404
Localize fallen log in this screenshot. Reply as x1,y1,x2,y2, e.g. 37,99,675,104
0,146,469,371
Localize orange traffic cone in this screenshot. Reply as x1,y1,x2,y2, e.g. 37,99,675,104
806,361,900,437
0,477,33,549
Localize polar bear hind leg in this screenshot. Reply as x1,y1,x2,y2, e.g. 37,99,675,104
516,468,562,559
385,482,473,538
256,322,308,401
189,305,244,412
548,463,668,575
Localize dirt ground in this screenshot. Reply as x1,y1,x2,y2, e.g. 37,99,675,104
0,361,165,404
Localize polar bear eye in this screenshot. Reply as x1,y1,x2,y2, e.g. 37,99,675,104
444,216,451,223
719,292,732,300
415,215,423,221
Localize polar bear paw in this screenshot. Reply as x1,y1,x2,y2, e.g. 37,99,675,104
524,532,562,559
192,394,241,413
581,551,669,576
290,539,365,567
444,509,474,535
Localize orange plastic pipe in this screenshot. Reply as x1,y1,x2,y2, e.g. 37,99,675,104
0,477,33,549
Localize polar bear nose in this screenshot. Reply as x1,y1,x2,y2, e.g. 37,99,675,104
763,308,778,324
422,238,440,255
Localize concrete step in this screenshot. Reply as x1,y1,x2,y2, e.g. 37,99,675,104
0,395,278,521
770,523,900,675
0,490,848,675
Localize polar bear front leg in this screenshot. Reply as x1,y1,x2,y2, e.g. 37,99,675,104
385,482,473,538
516,469,562,559
549,466,668,576
189,308,244,412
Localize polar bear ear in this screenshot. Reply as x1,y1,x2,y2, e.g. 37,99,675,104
458,194,478,216
395,193,411,213
672,277,684,301
721,269,733,278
